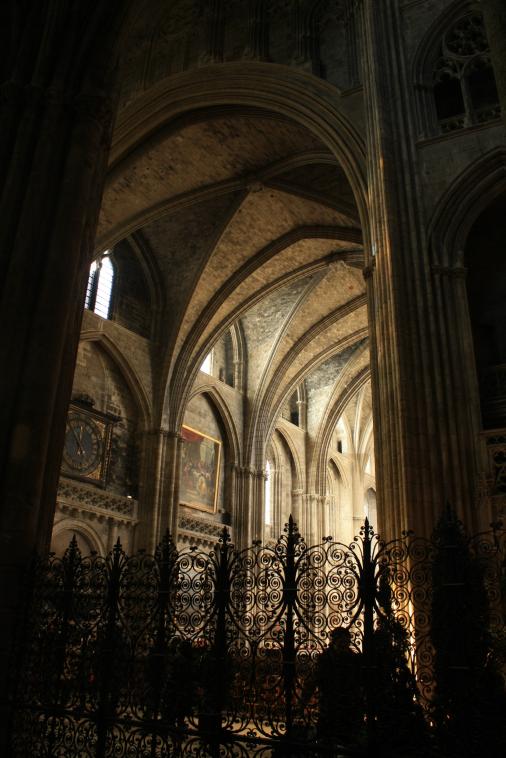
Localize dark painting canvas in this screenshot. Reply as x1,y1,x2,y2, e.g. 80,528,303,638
180,425,221,512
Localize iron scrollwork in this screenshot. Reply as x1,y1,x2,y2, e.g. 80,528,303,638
9,512,506,756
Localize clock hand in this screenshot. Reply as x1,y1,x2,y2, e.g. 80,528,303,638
69,422,85,455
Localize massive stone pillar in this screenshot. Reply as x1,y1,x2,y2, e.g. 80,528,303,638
300,492,325,545
481,0,506,127
137,428,175,551
0,2,132,747
361,0,483,538
234,466,265,548
166,431,184,539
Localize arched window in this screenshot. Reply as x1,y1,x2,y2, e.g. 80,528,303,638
200,351,213,375
432,12,500,134
85,252,114,319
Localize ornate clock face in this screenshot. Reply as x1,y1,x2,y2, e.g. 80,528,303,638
63,413,103,475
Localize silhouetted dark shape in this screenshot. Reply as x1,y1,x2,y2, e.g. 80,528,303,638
315,626,363,747
370,571,428,756
145,636,198,726
430,507,506,757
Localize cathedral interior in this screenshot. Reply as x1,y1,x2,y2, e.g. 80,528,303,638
2,0,506,754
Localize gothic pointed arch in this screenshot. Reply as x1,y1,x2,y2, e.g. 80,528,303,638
250,323,368,470
105,62,367,237
80,330,152,428
429,147,506,266
357,413,374,461
51,519,106,558
185,383,241,470
264,426,300,539
171,249,365,437
272,422,303,492
126,232,166,329
311,364,370,497
426,147,506,526
327,453,349,491
229,321,247,392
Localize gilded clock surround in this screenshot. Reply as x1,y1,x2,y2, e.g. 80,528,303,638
61,402,115,488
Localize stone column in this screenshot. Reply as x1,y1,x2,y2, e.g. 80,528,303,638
107,518,120,552
233,359,244,392
293,1,321,76
296,399,308,431
201,0,225,64
245,0,269,60
0,3,131,746
272,464,283,538
234,465,265,548
223,461,237,524
251,466,267,546
139,430,183,548
430,264,487,517
351,456,366,535
345,0,361,89
481,0,506,127
166,432,184,540
337,476,354,545
136,428,171,551
301,492,325,544
291,488,303,528
361,0,482,538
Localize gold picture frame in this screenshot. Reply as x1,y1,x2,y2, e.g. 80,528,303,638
180,425,221,513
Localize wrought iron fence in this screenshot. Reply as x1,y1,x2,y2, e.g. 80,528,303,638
8,513,506,757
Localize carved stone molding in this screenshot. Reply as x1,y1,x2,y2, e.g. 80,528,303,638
178,513,229,540
302,492,327,506
57,477,138,523
234,465,267,480
177,513,232,551
177,531,218,551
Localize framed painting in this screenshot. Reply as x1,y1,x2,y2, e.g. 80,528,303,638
180,425,221,513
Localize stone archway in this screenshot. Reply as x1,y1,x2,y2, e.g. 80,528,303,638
428,148,506,527
93,63,370,547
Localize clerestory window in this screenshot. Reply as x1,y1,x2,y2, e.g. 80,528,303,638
200,351,213,375
85,252,114,319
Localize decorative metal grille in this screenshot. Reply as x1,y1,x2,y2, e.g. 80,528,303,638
9,513,506,757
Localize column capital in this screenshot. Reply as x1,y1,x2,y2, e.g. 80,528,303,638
302,492,326,506
234,464,267,480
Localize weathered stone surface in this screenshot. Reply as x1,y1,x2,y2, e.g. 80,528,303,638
3,9,506,742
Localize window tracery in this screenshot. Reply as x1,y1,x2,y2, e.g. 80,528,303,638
433,13,500,134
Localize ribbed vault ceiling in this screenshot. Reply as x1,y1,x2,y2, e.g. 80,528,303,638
99,108,369,461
